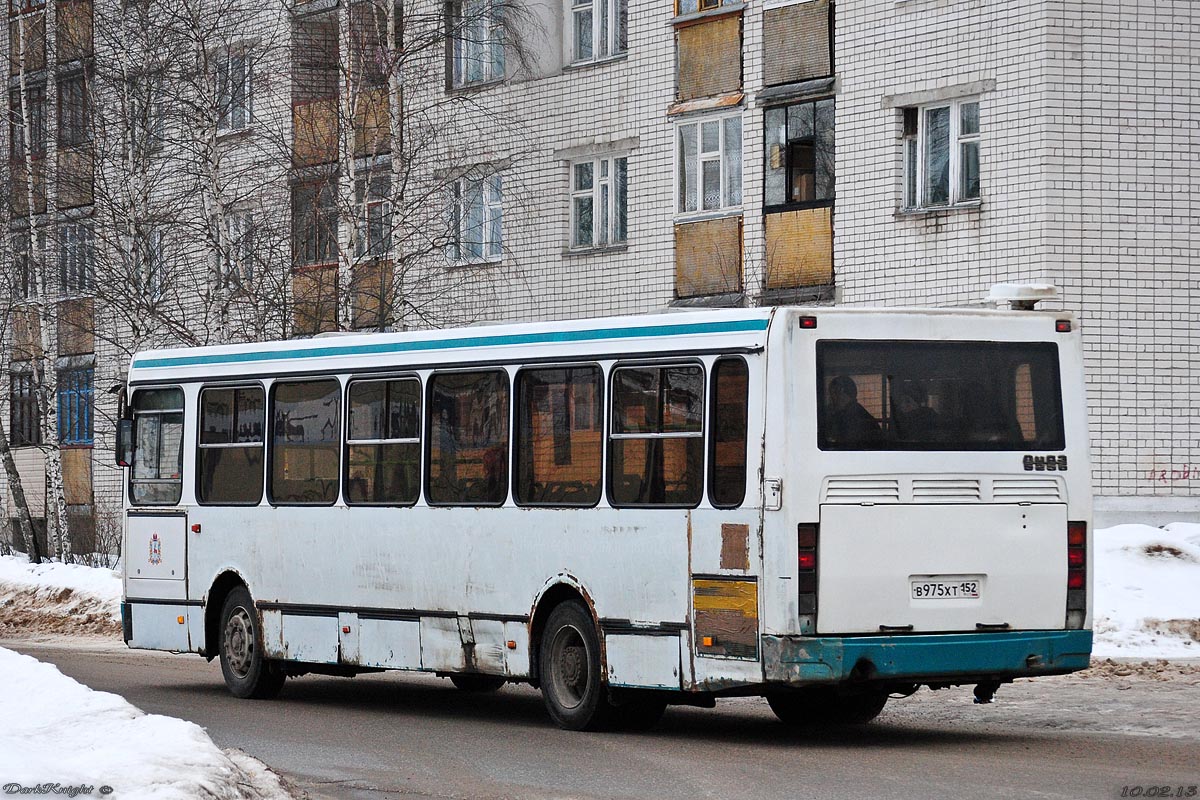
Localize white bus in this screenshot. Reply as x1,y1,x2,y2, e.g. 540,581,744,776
117,296,1093,730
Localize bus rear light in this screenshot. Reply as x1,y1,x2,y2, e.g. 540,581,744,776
798,316,818,329
1055,320,1072,333
1066,521,1087,628
797,524,819,634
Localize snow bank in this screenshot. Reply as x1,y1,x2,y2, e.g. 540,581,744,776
1093,522,1200,659
0,646,292,800
0,554,121,635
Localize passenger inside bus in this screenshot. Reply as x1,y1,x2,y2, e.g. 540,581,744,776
892,381,942,441
824,375,881,444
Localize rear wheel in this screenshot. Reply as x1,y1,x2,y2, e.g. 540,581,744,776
538,601,613,731
219,587,284,699
449,674,507,693
767,688,888,726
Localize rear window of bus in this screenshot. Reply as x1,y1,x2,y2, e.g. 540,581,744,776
816,341,1065,451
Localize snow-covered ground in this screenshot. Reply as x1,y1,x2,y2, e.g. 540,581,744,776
0,554,121,636
0,645,292,799
1,522,1198,658
1092,522,1200,659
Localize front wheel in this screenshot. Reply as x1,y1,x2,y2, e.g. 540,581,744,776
767,688,888,726
219,587,285,699
538,601,613,731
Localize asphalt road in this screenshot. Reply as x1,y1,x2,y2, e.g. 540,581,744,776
6,637,1199,800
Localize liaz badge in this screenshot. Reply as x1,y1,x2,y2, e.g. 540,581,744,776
149,533,163,565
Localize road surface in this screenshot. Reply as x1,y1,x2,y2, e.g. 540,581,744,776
5,637,1198,800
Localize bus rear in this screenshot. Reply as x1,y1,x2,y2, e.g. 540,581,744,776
759,304,1092,710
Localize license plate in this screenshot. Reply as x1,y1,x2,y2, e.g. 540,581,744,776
910,576,982,600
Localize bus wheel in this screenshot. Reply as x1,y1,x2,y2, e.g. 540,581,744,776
219,587,284,700
766,689,888,726
449,674,507,693
539,601,612,731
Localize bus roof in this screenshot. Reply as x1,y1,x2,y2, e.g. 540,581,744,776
127,305,1072,383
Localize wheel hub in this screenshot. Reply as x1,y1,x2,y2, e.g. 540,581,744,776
224,608,254,678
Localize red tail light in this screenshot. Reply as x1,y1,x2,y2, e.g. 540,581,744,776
1066,521,1087,628
797,524,818,633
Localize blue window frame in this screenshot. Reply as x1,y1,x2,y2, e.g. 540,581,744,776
57,367,93,445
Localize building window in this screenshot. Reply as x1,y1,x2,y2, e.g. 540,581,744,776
764,97,834,208
570,156,627,248
903,99,980,209
293,180,338,267
9,84,47,160
677,115,742,214
57,73,89,147
676,0,723,13
222,211,255,285
137,228,165,299
449,0,505,87
447,174,502,263
56,366,93,445
216,49,252,132
130,80,165,153
59,222,95,292
9,371,41,446
12,232,33,299
571,0,626,63
198,386,264,505
356,174,392,259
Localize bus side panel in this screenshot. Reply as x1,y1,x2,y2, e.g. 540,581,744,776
358,618,422,670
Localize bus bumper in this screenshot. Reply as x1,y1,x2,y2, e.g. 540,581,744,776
761,629,1093,685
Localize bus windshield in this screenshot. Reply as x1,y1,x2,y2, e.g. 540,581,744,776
817,340,1065,451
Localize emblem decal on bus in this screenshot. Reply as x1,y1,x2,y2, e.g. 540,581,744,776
1024,455,1068,472
149,533,163,565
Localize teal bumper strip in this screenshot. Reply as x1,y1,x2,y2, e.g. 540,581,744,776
762,629,1093,683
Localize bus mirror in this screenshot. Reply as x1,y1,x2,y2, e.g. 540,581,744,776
116,419,135,468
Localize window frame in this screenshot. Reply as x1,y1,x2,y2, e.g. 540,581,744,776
56,365,93,446
9,369,41,447
569,155,628,250
56,71,89,148
222,210,256,286
424,367,512,507
448,0,506,88
292,179,339,268
447,173,503,264
569,0,626,64
707,356,748,509
9,83,47,161
128,385,186,507
903,98,981,211
344,374,423,507
675,113,743,217
606,359,707,509
196,382,266,506
512,362,605,509
763,96,835,212
267,377,343,507
216,47,253,133
58,220,95,293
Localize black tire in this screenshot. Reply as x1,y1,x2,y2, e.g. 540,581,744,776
538,601,613,731
767,688,888,726
449,674,507,693
219,587,285,700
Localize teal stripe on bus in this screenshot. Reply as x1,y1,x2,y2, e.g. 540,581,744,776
131,317,771,370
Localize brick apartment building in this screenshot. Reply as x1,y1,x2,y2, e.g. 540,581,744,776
1,0,1197,546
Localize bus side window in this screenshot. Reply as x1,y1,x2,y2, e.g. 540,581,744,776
130,388,185,506
514,366,602,507
198,386,265,505
426,371,510,506
609,364,704,508
346,377,421,505
270,380,341,505
709,358,748,508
